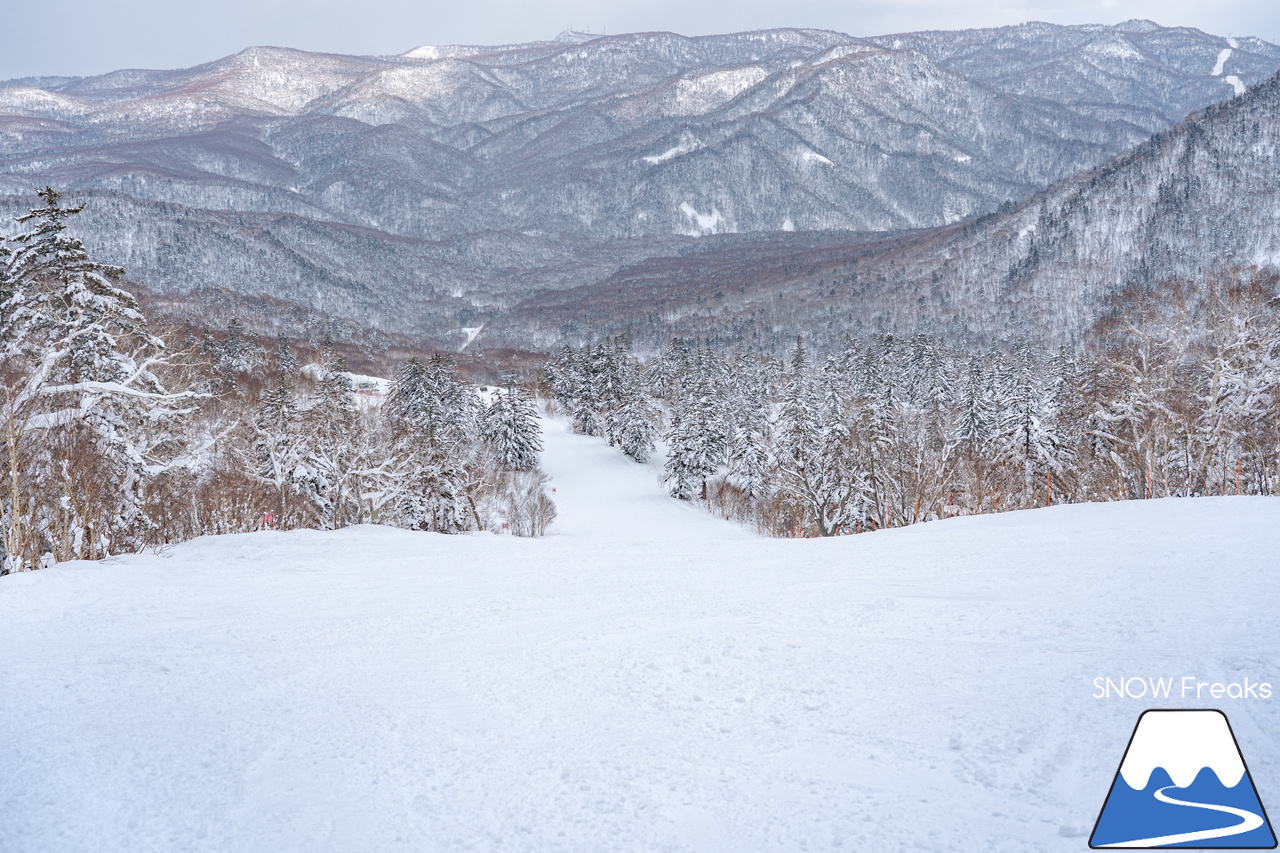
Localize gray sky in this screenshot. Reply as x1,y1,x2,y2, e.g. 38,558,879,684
5,0,1279,81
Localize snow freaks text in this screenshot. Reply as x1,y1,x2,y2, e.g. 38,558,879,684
1093,677,1273,700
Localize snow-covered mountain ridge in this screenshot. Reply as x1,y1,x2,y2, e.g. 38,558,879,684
0,21,1276,346
491,64,1280,350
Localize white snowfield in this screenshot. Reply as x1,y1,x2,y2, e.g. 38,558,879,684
3,418,1280,852
1212,47,1232,76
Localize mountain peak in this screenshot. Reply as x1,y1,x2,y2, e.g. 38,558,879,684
1114,19,1163,33
554,29,598,44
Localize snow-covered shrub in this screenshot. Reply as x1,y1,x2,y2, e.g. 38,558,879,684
484,468,557,537
0,191,559,571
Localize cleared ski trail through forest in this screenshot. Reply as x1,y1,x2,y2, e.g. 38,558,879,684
3,418,1280,852
537,416,752,543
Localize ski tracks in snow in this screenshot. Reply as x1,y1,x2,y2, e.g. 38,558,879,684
3,421,1280,851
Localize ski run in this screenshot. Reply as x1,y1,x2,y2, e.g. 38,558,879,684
3,416,1279,852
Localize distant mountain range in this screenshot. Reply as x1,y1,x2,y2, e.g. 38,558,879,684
499,63,1280,350
1,21,1276,350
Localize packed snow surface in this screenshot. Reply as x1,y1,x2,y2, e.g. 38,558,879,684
3,419,1279,852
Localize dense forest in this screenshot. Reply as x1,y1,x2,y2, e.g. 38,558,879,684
0,191,554,573
547,272,1280,536
3,188,1278,569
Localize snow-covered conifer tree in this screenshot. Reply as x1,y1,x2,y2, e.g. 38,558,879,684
663,357,728,501
251,381,305,524
773,340,860,534
951,355,995,447
724,354,772,499
383,356,480,533
296,349,358,528
276,334,298,373
614,380,658,463
1,188,195,570
481,379,543,470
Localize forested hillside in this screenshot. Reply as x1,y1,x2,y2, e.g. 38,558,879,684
1,22,1274,344
492,67,1280,350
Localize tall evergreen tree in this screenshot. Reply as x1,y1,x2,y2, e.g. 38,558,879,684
482,380,543,470
1,188,194,569
251,381,305,524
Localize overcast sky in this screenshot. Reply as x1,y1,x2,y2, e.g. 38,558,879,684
6,0,1280,81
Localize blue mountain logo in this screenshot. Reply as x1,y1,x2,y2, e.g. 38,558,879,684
1091,709,1276,848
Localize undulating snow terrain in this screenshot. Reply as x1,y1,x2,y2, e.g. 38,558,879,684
3,418,1278,851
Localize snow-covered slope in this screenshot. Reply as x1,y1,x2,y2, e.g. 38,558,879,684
2,419,1278,851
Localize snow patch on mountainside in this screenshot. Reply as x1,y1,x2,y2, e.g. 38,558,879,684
0,87,88,117
667,66,769,114
679,201,725,234
811,44,882,65
796,145,832,166
460,325,483,350
1084,36,1144,62
1213,47,1233,76
1225,74,1246,95
401,44,507,60
644,135,704,164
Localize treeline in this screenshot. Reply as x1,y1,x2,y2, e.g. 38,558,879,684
547,271,1280,536
0,190,553,574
